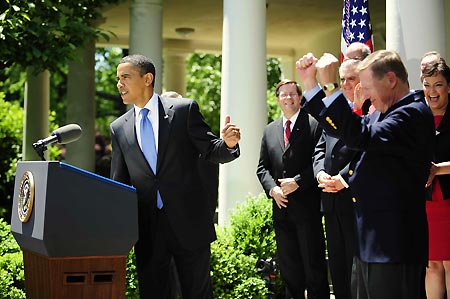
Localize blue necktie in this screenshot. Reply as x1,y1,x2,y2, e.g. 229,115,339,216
140,108,163,209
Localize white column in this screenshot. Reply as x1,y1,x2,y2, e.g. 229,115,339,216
129,0,163,94
219,0,267,225
163,49,188,96
386,0,446,89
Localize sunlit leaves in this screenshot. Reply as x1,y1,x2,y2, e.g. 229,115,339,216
0,0,125,73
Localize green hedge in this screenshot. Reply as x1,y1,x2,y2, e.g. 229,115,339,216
0,218,25,299
0,193,280,298
0,96,23,221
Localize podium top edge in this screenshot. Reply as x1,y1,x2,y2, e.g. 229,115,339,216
17,161,136,193
60,162,136,192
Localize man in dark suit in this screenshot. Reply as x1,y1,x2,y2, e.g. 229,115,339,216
312,59,364,299
110,54,240,299
160,90,219,298
296,50,435,299
161,91,219,220
256,79,330,299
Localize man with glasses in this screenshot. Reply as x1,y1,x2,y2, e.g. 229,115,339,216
257,79,330,299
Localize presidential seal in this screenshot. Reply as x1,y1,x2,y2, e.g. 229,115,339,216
18,171,35,223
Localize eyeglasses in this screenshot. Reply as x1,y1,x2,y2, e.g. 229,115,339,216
278,93,299,99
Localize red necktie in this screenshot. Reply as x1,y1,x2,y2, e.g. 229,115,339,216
284,119,291,146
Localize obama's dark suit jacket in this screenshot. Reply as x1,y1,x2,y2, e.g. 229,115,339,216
110,96,239,297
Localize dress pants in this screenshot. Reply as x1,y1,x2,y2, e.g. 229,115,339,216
135,209,213,299
352,257,426,299
324,207,356,299
274,212,330,299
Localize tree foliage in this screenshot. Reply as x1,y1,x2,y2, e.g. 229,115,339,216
0,0,124,74
94,47,125,136
186,54,223,135
0,96,23,220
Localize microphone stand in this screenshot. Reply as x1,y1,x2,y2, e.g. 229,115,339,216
32,142,48,161
32,135,60,161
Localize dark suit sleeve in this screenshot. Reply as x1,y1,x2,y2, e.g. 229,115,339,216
306,90,433,160
256,129,277,197
292,115,322,191
312,130,327,178
187,100,239,164
110,124,131,184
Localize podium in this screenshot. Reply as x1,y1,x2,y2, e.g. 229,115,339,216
11,161,138,299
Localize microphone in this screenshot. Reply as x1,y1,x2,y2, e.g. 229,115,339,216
33,124,83,150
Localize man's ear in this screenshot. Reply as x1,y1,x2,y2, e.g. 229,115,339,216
145,73,154,86
385,71,397,88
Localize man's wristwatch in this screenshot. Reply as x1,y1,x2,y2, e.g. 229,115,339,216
323,82,339,92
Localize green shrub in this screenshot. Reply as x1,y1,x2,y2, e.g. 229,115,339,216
210,193,284,298
211,227,268,299
229,193,276,258
0,97,23,220
125,250,140,299
0,218,25,299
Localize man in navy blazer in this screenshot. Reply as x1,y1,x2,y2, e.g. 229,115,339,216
296,50,434,299
110,54,240,299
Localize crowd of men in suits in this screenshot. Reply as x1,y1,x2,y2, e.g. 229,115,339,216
109,45,441,299
257,43,436,299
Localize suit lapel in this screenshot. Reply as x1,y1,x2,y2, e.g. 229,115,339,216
123,109,139,149
122,109,154,173
274,118,285,150
286,110,306,150
157,97,174,172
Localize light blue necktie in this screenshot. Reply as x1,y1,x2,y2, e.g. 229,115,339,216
140,108,163,209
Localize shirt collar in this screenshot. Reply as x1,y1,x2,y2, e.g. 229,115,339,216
283,109,300,127
134,93,159,117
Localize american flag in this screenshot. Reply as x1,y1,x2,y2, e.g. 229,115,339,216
340,0,374,61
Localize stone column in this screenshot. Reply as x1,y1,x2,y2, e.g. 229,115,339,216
219,0,267,225
129,0,163,94
386,0,446,89
163,49,188,96
23,70,50,161
65,39,96,172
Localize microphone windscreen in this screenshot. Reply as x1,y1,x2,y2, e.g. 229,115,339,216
53,124,83,144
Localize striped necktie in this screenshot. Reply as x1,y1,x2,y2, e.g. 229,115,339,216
284,119,291,146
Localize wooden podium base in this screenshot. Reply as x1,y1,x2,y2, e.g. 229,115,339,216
23,251,127,299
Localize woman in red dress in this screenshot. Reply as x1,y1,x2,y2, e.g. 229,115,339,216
422,56,450,299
